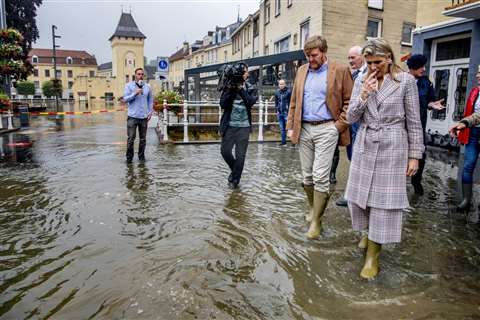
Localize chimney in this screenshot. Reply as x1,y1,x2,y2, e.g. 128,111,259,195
182,41,189,53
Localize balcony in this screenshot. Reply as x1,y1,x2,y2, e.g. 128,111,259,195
443,0,480,19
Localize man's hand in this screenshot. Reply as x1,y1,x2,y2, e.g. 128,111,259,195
287,130,293,138
406,159,419,177
449,122,466,137
428,98,445,111
135,88,143,96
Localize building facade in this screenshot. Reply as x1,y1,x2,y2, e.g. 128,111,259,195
413,0,480,147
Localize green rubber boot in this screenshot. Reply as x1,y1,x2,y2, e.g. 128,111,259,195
360,239,381,279
306,191,330,239
303,184,314,222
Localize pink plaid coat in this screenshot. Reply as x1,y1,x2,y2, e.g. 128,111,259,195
345,72,424,210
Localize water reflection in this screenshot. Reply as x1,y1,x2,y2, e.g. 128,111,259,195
0,114,479,319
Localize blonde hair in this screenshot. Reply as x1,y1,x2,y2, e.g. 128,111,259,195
362,38,403,80
304,35,328,54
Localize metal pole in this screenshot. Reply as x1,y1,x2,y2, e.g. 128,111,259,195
258,100,264,142
162,99,169,142
0,0,7,29
52,25,61,114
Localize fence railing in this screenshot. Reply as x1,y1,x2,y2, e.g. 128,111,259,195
156,99,280,143
0,111,15,130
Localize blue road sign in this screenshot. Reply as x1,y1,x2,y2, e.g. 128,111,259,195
158,59,168,71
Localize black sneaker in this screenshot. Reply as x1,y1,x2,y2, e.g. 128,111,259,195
228,173,233,183
126,158,133,164
336,197,348,207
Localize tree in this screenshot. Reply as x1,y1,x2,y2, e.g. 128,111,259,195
15,81,35,96
42,80,62,98
5,0,43,80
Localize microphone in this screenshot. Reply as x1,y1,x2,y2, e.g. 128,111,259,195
136,80,144,95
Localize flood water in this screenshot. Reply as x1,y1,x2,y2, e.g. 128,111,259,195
0,111,479,320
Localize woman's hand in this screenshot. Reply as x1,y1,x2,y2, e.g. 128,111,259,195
406,159,418,177
360,71,378,101
449,122,466,137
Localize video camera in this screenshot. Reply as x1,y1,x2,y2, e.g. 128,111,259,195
217,62,248,92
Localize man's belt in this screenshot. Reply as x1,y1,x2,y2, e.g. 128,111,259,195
302,119,334,126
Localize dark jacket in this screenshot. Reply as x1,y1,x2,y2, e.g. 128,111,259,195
219,86,258,136
416,76,436,131
274,87,291,114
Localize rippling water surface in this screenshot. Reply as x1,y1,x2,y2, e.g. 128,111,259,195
0,113,479,320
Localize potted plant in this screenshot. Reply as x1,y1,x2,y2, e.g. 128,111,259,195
154,90,183,115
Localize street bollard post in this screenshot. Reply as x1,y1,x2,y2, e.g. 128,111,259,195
258,100,264,142
183,100,189,143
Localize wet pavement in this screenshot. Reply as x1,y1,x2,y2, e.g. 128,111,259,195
0,111,479,320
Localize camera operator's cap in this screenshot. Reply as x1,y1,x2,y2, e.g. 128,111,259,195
406,54,427,70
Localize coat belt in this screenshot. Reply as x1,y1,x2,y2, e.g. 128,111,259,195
357,121,406,154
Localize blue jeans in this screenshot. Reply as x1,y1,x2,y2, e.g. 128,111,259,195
462,127,480,184
346,122,360,161
277,112,287,145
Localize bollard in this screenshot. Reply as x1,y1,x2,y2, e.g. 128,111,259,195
0,113,3,130
258,100,264,142
7,110,13,130
162,99,169,142
183,100,189,143
218,105,222,125
264,98,269,125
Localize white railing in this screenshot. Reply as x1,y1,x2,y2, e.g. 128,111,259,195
156,98,279,143
0,110,15,130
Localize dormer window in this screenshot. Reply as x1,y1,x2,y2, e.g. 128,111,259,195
32,55,38,64
66,57,73,64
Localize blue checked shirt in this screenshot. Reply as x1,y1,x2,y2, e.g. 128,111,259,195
124,81,153,119
302,62,333,121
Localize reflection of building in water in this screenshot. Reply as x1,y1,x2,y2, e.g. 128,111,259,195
14,11,158,104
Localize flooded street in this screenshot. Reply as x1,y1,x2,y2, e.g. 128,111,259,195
0,112,479,320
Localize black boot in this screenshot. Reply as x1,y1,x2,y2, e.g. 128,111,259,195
330,146,339,184
457,183,473,211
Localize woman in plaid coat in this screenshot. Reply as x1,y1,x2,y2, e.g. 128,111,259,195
345,38,424,279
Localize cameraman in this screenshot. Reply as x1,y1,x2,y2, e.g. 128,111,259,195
219,63,258,188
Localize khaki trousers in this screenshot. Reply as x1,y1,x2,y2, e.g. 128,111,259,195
299,122,339,192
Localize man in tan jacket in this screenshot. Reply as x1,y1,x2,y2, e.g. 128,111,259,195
286,35,353,239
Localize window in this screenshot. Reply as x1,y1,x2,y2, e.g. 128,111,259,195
300,20,310,48
368,0,383,10
264,0,271,24
68,81,74,89
224,50,228,62
45,69,50,77
66,57,73,64
435,37,470,61
55,70,62,78
32,55,38,64
265,45,269,55
274,36,290,53
34,81,40,89
287,0,292,7
67,70,73,78
33,69,38,77
126,75,129,83
367,18,382,38
89,70,95,77
401,23,415,46
275,0,281,16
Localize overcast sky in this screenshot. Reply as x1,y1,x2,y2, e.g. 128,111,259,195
34,0,260,64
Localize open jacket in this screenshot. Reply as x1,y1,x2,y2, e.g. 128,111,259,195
219,86,258,136
345,72,424,210
458,86,480,144
286,61,353,146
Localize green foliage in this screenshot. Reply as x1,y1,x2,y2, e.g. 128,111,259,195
42,80,62,98
15,81,35,96
154,91,183,114
6,0,43,79
0,93,12,110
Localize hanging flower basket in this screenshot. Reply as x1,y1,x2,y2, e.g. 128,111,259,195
0,43,22,58
0,93,12,112
0,59,25,74
0,29,23,44
154,91,183,115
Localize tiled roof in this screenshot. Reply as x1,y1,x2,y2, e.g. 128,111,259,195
169,48,188,62
109,12,146,41
28,48,97,66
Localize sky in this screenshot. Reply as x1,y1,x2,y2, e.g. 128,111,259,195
34,0,260,65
